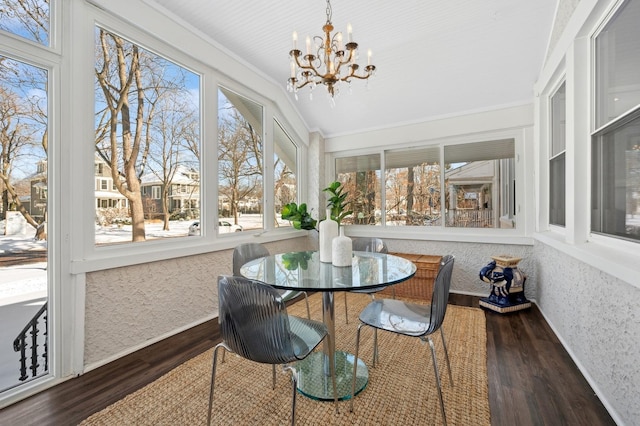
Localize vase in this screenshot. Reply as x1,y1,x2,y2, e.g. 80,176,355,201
319,208,338,263
332,227,352,267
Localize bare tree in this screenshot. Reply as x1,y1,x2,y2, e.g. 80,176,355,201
0,0,49,45
95,30,149,241
218,109,262,224
95,29,201,242
0,67,46,228
146,90,199,230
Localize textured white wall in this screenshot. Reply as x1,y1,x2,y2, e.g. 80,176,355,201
534,241,640,424
84,237,310,366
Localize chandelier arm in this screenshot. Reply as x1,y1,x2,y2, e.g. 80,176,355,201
295,80,316,90
332,49,353,75
339,67,375,82
292,53,323,77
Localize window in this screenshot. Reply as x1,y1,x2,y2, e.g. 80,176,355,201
0,0,49,46
94,26,201,245
592,0,640,243
217,87,263,233
385,147,440,226
152,186,161,199
0,20,50,393
336,154,382,225
592,114,640,242
444,140,516,228
334,139,517,229
550,82,566,227
274,120,297,229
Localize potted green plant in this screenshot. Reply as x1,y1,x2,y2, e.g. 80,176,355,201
281,202,317,230
323,181,353,226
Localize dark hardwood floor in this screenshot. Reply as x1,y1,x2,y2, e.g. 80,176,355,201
0,294,615,426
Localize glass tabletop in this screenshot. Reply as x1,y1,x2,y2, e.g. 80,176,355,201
240,250,417,291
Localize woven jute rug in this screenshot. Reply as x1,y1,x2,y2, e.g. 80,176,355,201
81,293,490,425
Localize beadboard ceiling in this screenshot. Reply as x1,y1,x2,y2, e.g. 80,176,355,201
143,0,558,137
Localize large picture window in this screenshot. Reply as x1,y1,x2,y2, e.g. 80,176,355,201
0,1,51,393
385,147,440,226
336,154,382,225
94,27,201,245
217,87,263,234
335,138,517,229
444,140,516,228
592,114,640,242
592,0,640,243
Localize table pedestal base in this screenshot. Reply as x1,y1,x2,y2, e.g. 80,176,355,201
296,350,368,401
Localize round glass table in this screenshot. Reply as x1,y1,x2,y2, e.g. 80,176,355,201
240,250,417,401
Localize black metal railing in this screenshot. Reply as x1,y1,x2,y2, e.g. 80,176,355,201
13,302,48,381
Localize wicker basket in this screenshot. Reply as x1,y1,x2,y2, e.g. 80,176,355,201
381,253,442,302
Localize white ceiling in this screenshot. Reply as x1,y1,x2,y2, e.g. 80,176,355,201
143,0,558,137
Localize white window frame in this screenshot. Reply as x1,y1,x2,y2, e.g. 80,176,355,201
329,127,532,245
151,186,161,200
63,2,309,276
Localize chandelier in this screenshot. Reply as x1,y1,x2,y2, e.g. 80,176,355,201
287,0,376,101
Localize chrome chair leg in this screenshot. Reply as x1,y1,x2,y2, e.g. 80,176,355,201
272,365,277,389
428,337,447,426
440,328,453,387
304,294,311,319
344,292,349,324
372,328,379,367
368,294,379,366
350,323,364,413
283,365,297,426
208,343,228,426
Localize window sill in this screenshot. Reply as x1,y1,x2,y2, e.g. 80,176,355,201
70,228,310,274
534,230,640,289
346,225,534,246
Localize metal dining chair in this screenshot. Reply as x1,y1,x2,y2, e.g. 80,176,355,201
208,275,335,426
350,255,455,425
233,243,311,319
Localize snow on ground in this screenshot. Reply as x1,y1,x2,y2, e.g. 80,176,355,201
1,214,290,302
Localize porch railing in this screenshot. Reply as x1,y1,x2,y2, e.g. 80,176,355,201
13,302,48,382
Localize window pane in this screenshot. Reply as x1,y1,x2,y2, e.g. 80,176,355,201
591,114,640,242
218,87,263,233
94,27,201,245
595,0,640,127
551,83,566,156
274,120,297,229
550,82,566,226
550,153,566,226
444,140,516,228
0,55,49,390
336,154,381,225
0,0,49,46
384,147,441,226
